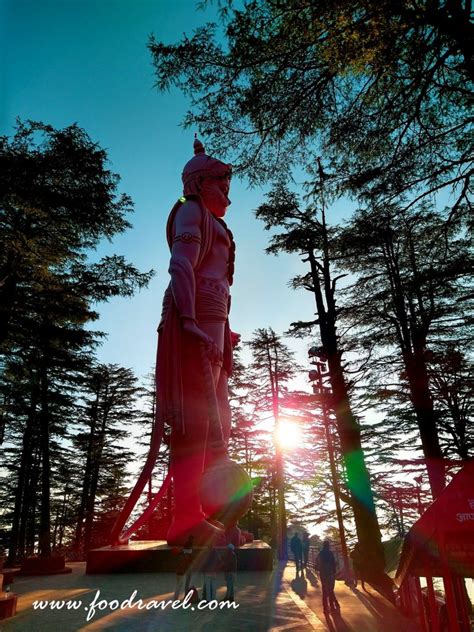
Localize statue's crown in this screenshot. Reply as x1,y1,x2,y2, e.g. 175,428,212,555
193,135,205,155
182,135,231,190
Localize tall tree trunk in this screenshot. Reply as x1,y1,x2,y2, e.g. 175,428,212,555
25,447,40,555
0,259,17,347
266,340,287,560
7,386,37,565
38,362,51,557
383,233,445,497
404,350,445,497
269,472,277,551
52,505,60,549
74,391,99,552
275,450,287,560
328,352,386,581
83,462,100,553
308,247,386,582
83,392,110,553
58,484,69,550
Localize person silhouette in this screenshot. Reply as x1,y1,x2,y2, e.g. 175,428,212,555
290,532,303,572
302,532,310,569
318,540,340,613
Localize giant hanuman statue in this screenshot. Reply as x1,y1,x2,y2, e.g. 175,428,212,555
111,138,252,547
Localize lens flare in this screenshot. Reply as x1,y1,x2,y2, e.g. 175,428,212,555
275,419,301,450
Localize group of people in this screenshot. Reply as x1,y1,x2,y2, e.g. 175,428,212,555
173,537,237,603
289,532,310,572
290,533,340,615
174,531,364,615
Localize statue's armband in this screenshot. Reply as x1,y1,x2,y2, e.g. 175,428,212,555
170,201,203,269
168,201,203,320
173,232,201,246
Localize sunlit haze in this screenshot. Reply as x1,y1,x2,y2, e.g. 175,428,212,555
275,420,302,451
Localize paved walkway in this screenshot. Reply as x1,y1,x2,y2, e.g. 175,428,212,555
1,562,421,631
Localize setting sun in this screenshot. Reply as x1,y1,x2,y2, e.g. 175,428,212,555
275,419,302,450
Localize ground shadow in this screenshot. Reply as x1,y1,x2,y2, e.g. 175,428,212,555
327,609,352,632
353,589,392,621
304,567,319,589
290,573,308,599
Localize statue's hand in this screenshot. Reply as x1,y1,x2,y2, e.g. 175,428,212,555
182,319,223,365
231,331,241,348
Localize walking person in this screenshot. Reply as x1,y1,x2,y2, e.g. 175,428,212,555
182,535,194,597
318,540,340,614
290,532,303,573
302,532,310,569
173,542,192,601
222,543,237,602
202,545,219,601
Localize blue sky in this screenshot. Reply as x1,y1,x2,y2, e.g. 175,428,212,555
1,0,349,380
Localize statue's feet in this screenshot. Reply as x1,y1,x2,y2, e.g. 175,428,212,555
167,517,225,546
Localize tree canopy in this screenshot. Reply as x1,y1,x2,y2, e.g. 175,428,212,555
150,0,473,214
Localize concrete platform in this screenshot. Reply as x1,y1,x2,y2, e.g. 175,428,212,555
86,540,273,574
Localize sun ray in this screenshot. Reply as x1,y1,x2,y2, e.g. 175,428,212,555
275,419,301,450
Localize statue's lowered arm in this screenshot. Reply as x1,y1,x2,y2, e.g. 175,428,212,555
169,201,222,364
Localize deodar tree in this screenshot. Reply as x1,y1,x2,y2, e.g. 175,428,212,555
246,328,298,560
148,0,473,501
0,121,153,561
149,0,472,213
255,184,388,584
338,204,473,497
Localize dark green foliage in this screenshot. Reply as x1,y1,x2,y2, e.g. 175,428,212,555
429,349,473,460
147,0,473,550
338,204,473,495
149,0,473,212
0,120,153,559
73,364,145,555
0,121,152,351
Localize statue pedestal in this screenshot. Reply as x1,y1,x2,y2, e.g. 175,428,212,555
17,555,72,576
86,540,272,574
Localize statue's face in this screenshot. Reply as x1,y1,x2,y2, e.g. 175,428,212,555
200,174,231,218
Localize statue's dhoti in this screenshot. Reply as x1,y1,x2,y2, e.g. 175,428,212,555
158,276,232,541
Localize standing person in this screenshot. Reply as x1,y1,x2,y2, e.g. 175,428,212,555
182,535,194,597
318,541,340,614
173,544,191,601
202,545,219,601
302,533,310,569
222,543,237,601
290,533,303,572
225,521,242,547
350,542,365,590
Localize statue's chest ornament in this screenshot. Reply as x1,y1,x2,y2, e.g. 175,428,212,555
213,216,235,286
